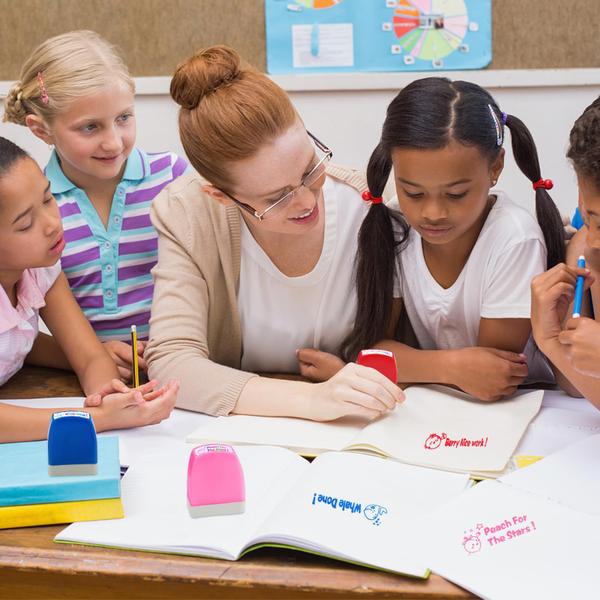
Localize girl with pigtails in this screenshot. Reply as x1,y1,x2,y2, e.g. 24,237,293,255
301,77,565,402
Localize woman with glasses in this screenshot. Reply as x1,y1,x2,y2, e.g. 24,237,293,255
144,46,403,420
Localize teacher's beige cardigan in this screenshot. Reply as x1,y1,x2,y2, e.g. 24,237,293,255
146,165,369,416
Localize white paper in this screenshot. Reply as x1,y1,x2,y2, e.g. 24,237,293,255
188,386,543,474
351,387,543,473
187,413,365,455
514,405,600,457
416,480,600,600
292,23,354,68
501,433,600,516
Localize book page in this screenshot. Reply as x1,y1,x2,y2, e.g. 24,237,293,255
186,414,370,456
250,452,471,578
348,386,543,473
501,433,600,516
56,444,309,560
416,480,600,600
515,405,600,457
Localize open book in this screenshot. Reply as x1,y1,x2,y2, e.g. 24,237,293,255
57,444,470,578
187,386,543,476
412,434,600,599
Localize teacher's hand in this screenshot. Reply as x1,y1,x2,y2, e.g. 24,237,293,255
307,363,404,422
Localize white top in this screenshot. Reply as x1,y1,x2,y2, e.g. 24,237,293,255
394,192,552,382
0,262,61,385
238,176,367,373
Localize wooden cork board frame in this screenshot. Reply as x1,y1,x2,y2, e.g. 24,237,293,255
0,0,598,81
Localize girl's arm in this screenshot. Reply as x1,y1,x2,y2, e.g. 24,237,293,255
376,339,527,402
379,300,528,401
477,317,531,353
25,332,71,370
0,382,179,443
38,273,120,395
299,299,528,402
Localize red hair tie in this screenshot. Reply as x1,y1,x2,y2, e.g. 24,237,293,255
362,190,383,204
533,178,553,190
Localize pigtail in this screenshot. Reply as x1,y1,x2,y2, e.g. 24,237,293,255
341,143,408,361
504,114,565,267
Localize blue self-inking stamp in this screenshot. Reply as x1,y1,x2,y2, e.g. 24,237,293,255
48,411,98,476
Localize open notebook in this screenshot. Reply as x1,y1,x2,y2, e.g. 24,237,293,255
412,434,600,599
187,385,543,476
57,444,470,578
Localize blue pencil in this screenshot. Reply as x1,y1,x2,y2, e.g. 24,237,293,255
573,255,586,318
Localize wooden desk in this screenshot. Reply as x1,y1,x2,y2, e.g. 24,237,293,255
0,367,472,599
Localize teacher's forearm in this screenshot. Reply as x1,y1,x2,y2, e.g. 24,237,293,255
233,376,316,418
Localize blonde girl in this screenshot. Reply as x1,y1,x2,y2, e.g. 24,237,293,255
3,31,188,381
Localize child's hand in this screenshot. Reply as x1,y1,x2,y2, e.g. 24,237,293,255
297,349,345,382
584,242,600,274
531,263,593,348
103,340,147,382
88,379,179,431
452,348,528,402
307,363,404,422
83,379,161,407
559,318,600,378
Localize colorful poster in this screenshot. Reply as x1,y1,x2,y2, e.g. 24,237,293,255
265,0,491,73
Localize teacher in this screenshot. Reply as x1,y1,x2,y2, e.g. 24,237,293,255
146,46,402,420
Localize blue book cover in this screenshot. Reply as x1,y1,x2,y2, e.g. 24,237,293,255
0,436,120,507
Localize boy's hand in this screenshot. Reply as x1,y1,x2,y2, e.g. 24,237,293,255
103,340,147,382
559,318,600,378
297,349,345,382
531,263,593,348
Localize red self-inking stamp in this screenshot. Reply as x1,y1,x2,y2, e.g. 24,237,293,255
357,349,397,383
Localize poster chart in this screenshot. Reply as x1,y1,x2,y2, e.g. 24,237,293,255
265,0,491,74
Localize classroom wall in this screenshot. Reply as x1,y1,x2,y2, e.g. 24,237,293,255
1,0,599,78
1,72,599,218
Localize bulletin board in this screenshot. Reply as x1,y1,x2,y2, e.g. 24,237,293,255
265,0,492,74
0,0,598,81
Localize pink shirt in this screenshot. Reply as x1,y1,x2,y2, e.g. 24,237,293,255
0,263,61,385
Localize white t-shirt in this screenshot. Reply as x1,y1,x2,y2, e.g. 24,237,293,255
393,192,552,382
238,176,368,373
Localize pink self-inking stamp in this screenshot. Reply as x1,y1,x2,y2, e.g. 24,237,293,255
357,349,398,383
187,444,245,518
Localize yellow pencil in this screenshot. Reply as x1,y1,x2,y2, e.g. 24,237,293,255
130,325,140,388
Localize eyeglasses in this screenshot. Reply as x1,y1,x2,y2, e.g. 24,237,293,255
223,131,333,221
